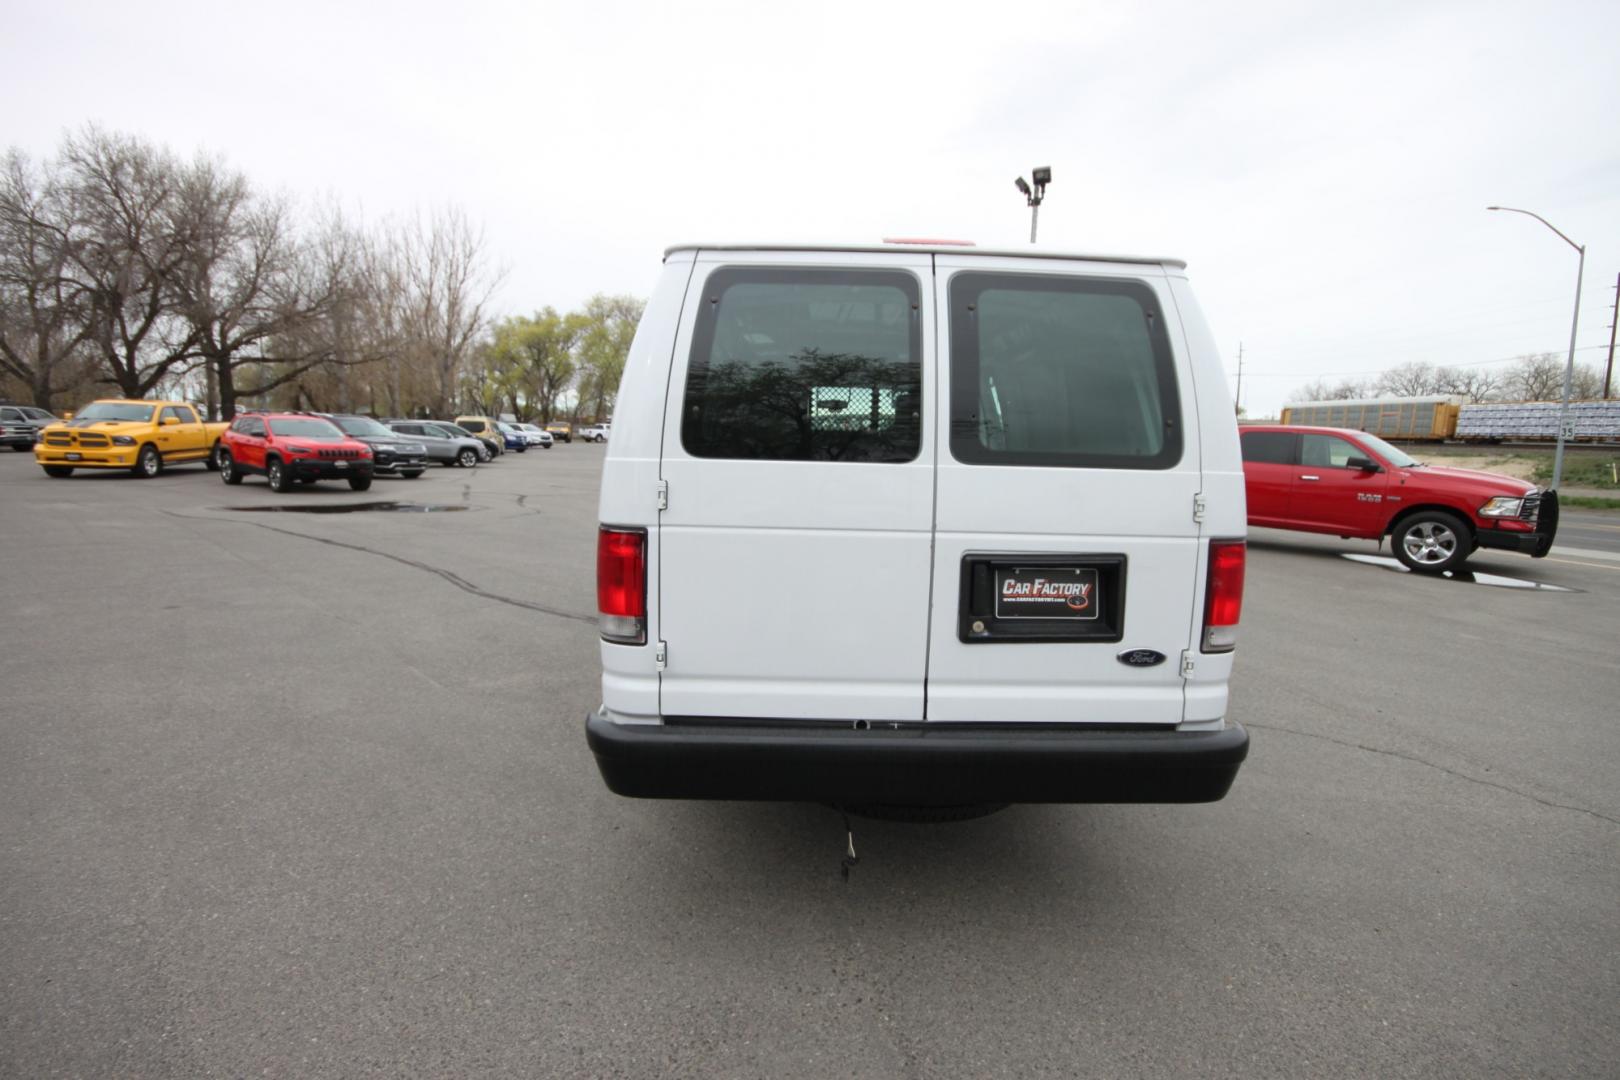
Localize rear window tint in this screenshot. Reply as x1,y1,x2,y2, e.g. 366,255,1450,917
949,273,1181,469
681,267,922,463
1241,431,1295,464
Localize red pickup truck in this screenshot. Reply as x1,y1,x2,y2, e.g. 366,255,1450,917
1240,424,1559,573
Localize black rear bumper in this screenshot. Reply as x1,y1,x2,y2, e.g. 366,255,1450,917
585,713,1249,805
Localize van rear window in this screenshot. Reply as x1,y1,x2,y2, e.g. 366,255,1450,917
681,267,921,462
948,273,1182,469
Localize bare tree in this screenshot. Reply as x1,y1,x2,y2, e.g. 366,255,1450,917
393,208,502,416
1502,353,1565,401
1433,365,1501,403
0,149,95,408
60,127,202,398
1289,377,1369,402
1374,361,1440,398
1569,363,1604,400
172,169,373,419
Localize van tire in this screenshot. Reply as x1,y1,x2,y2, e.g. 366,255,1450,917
844,802,1010,823
1392,509,1470,574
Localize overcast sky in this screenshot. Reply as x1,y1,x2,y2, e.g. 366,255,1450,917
7,0,1618,416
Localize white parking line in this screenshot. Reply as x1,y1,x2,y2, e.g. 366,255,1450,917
1548,545,1620,563
1545,557,1620,572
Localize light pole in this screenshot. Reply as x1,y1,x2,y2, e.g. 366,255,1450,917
1488,205,1585,491
1014,167,1051,243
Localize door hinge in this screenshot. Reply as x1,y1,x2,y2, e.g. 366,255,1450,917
1180,650,1196,677
656,480,668,511
1192,494,1207,524
655,640,668,670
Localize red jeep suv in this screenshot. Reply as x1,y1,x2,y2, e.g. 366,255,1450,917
217,413,375,492
1240,424,1558,573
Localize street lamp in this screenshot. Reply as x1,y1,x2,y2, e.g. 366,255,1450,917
1014,167,1051,243
1487,205,1585,491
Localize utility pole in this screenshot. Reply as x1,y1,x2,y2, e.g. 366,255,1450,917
1604,272,1617,399
1234,341,1244,415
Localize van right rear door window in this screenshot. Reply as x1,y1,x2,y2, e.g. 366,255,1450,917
948,273,1181,469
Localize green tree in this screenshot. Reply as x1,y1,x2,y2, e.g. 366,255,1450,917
487,308,583,421
574,293,644,423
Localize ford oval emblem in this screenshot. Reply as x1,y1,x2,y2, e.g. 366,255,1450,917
1117,648,1166,668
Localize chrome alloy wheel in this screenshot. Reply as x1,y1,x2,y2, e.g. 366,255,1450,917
1401,520,1458,566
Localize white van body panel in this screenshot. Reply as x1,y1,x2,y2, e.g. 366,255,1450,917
655,250,936,722
925,255,1202,726
596,252,695,725
1165,273,1246,725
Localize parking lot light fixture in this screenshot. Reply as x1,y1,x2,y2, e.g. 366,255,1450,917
1015,167,1052,243
1487,205,1585,491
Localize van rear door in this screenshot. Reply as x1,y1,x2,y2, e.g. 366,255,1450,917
657,251,936,722
926,256,1202,726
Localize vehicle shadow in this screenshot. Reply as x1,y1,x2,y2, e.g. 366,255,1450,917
608,796,1171,912
1247,534,1576,591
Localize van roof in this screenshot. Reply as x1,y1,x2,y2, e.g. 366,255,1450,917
665,242,1186,269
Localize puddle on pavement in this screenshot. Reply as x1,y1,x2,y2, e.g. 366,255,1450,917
1341,553,1574,591
223,502,469,514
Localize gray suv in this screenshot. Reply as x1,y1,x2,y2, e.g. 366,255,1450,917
0,404,58,450
386,420,488,468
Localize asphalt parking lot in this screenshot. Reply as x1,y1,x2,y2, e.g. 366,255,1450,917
1,447,1616,1079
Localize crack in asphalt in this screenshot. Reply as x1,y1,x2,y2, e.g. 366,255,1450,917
161,509,595,625
1246,720,1620,826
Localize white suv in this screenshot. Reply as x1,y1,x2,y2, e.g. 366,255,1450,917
587,242,1248,809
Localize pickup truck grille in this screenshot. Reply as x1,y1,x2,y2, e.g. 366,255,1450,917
317,448,363,460
44,432,110,447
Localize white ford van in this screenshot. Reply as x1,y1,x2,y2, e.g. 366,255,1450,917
587,242,1248,808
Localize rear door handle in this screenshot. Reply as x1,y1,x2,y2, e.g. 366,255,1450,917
1299,475,1320,481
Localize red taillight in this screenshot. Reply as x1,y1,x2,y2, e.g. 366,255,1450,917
1202,539,1245,653
597,527,646,644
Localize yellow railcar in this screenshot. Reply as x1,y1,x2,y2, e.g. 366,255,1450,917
1280,397,1460,440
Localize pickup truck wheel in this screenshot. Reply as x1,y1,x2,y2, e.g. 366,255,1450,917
347,476,373,491
205,442,221,471
1393,510,1470,574
218,451,243,485
267,458,295,492
43,465,74,477
457,448,478,467
132,444,162,478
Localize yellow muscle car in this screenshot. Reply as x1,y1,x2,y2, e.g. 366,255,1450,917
35,399,231,478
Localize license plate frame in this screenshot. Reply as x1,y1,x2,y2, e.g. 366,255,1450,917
959,553,1126,644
